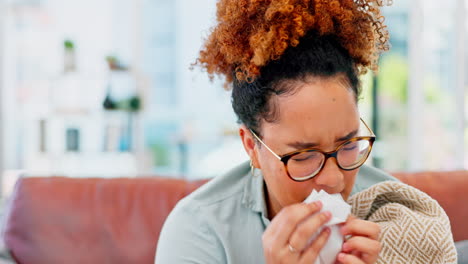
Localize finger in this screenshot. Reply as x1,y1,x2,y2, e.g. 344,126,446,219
341,219,380,240
337,253,366,264
343,236,381,254
361,252,379,264
342,236,381,263
346,214,357,221
288,210,332,252
299,227,331,264
350,250,361,259
263,201,322,252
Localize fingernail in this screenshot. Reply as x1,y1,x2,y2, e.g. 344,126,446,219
308,202,317,209
338,253,346,261
315,201,322,208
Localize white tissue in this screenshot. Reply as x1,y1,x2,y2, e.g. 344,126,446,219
303,190,351,264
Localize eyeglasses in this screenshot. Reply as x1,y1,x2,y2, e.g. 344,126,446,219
250,118,376,182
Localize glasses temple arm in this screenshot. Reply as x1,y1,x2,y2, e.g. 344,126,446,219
360,118,376,137
249,129,282,160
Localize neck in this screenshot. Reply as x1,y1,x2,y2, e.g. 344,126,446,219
264,183,282,220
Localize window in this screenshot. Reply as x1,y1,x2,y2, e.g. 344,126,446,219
0,0,466,195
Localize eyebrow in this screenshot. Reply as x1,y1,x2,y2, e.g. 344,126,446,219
286,129,359,150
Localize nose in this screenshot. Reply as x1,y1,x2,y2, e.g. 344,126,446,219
314,157,344,190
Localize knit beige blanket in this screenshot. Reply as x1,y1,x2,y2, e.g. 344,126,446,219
348,181,457,264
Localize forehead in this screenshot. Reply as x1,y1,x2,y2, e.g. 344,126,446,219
261,77,359,146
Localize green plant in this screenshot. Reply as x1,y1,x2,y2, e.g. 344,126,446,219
105,55,117,64
105,55,128,71
111,96,141,112
64,39,75,50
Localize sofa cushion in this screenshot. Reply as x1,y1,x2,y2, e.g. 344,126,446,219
3,177,207,264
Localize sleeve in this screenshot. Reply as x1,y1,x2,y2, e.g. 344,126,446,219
154,203,224,264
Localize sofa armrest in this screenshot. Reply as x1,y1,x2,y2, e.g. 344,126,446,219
392,170,468,242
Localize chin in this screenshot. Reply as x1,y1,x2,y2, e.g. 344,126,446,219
341,191,351,200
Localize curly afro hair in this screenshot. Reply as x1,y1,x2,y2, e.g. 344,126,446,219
196,0,391,86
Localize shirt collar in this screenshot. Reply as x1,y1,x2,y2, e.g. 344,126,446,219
241,164,270,226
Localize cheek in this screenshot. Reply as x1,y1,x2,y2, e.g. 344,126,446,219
258,154,287,189
257,150,282,176
259,154,316,206
258,156,289,197
342,170,358,200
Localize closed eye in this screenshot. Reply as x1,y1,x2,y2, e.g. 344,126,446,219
292,152,321,162
292,156,312,162
343,145,357,151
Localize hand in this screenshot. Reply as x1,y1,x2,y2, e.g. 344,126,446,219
262,201,332,264
336,216,381,264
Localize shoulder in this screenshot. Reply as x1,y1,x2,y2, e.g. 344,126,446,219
155,199,224,263
155,161,252,264
179,161,251,209
170,161,252,230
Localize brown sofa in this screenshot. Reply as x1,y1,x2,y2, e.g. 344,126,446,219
2,170,468,264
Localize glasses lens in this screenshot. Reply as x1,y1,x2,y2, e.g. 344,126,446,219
337,139,371,169
286,151,324,180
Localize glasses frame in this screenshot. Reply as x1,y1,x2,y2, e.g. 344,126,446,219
250,118,376,182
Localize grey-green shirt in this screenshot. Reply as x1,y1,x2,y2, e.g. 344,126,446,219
155,162,397,264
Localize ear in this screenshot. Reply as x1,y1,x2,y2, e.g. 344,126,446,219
239,125,260,169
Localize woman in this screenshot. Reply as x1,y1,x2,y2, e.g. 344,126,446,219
155,0,457,263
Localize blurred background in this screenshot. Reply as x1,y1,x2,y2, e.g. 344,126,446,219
0,0,466,199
